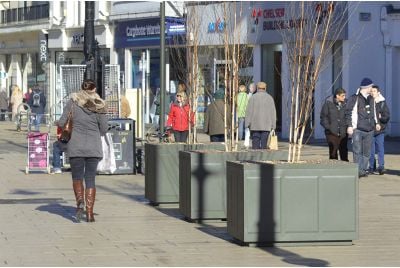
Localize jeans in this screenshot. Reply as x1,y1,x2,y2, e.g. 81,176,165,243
325,133,349,161
52,141,63,169
70,157,100,188
369,133,385,170
238,117,245,140
32,113,42,132
210,134,225,142
174,130,188,143
352,129,374,175
251,131,269,149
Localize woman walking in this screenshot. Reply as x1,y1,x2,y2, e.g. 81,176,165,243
10,85,23,121
58,79,108,222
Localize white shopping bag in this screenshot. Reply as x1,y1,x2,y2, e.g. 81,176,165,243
97,133,117,174
244,128,250,148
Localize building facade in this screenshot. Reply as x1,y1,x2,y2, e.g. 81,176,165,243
2,1,400,139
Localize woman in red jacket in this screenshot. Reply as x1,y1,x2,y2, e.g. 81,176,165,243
166,91,194,142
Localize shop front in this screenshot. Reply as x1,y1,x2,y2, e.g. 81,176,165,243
47,27,111,119
114,17,186,126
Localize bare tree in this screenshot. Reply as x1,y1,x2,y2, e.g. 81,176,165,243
171,2,256,150
280,1,350,162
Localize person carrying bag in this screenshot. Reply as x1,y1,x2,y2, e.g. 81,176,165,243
58,79,108,222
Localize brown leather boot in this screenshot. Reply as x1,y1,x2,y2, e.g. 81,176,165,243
72,180,85,221
85,188,96,222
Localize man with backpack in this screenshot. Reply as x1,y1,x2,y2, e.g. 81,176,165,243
28,85,46,132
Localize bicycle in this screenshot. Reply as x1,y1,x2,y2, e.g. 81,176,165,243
146,126,173,143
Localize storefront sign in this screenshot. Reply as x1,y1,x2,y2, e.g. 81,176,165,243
115,17,186,48
39,34,48,63
208,18,225,33
251,3,338,31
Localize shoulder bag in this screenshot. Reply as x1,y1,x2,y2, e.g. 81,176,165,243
60,104,74,143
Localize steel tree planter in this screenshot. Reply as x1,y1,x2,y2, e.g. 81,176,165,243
179,150,287,221
226,160,358,246
145,143,223,204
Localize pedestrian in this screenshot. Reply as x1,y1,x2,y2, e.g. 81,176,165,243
120,94,131,118
245,81,277,149
236,84,248,140
244,82,256,148
0,88,8,121
345,78,380,178
51,125,68,174
28,85,46,132
10,85,23,122
154,88,172,125
24,87,32,103
369,85,390,175
204,88,231,142
166,91,194,143
320,88,349,161
58,79,108,222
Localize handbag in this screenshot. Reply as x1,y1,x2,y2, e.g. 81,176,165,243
267,129,278,150
60,106,73,144
97,133,117,174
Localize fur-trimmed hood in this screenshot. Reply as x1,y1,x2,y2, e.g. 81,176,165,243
71,90,107,113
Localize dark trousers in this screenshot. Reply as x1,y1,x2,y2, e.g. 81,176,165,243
325,133,349,161
251,131,269,149
352,129,374,176
210,134,225,142
0,109,7,121
69,157,100,188
174,130,188,143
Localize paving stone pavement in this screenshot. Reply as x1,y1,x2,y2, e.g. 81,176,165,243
1,121,400,266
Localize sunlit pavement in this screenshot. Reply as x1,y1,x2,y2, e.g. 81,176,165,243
1,121,400,266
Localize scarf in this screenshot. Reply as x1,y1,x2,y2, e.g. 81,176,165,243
71,90,107,113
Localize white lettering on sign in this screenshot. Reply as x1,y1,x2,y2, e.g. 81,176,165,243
126,24,160,38
40,40,47,62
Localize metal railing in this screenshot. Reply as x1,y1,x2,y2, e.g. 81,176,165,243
0,4,49,25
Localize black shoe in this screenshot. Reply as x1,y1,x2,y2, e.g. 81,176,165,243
359,173,368,178
378,168,385,175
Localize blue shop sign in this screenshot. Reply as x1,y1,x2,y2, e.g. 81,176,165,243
115,17,186,48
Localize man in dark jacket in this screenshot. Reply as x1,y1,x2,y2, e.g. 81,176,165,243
345,78,380,177
369,85,390,175
28,84,46,132
320,88,348,161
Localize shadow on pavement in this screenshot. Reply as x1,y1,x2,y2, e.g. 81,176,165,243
381,168,400,176
196,224,233,242
9,189,42,195
36,203,79,223
263,247,329,267
155,206,185,220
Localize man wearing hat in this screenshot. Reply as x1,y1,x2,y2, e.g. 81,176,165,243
245,81,277,149
345,77,381,178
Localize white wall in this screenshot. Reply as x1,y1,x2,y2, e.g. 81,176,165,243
343,2,385,96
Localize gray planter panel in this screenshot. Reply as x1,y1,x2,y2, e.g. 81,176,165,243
227,161,358,244
180,150,288,220
145,143,224,204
